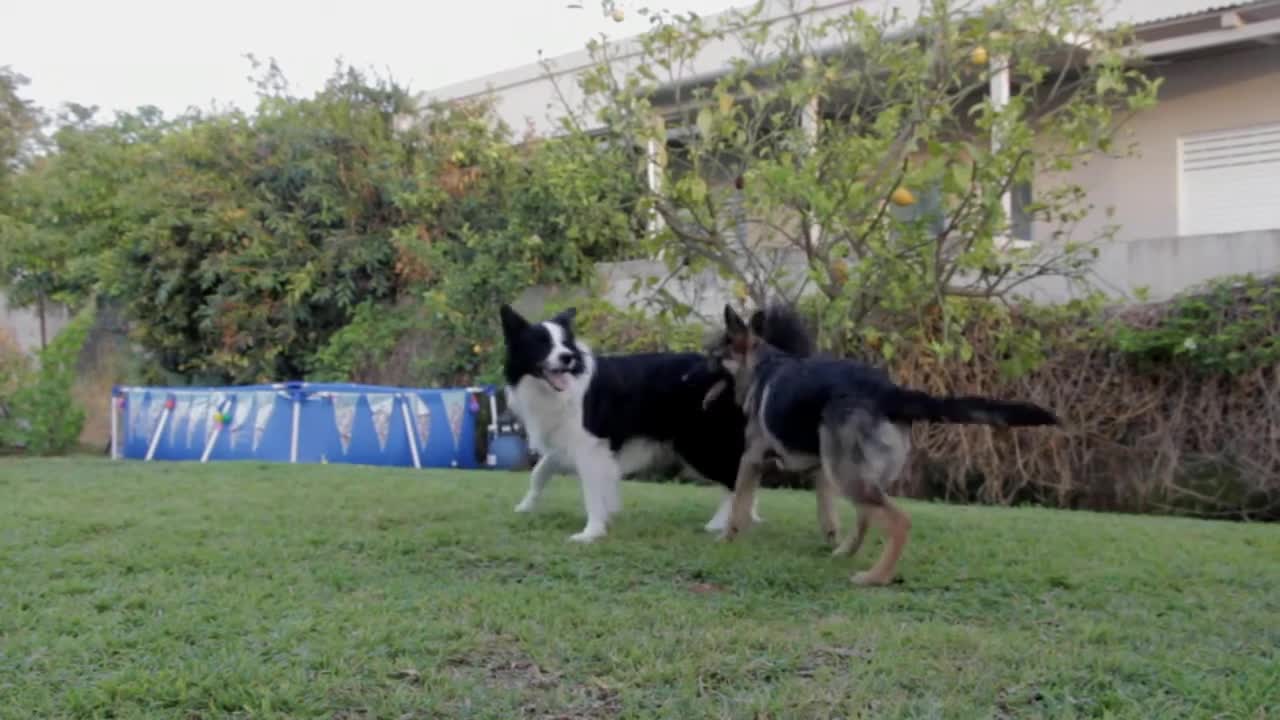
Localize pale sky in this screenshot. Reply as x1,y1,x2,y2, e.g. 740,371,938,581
6,0,739,119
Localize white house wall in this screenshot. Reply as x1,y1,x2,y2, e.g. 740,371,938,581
0,289,70,356
1032,44,1280,246
423,0,936,136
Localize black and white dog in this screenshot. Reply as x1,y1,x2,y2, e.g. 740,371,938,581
498,304,770,542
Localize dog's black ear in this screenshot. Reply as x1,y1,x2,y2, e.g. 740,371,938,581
748,309,766,336
724,304,748,337
551,307,577,328
499,304,529,341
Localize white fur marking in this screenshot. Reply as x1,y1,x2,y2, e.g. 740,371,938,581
514,453,561,513
705,489,733,531
705,488,763,531
507,341,619,542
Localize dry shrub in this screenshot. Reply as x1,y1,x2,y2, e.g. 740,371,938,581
0,329,34,444
0,328,32,395
71,304,134,449
887,293,1280,521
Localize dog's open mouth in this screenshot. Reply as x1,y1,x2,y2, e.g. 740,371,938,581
543,368,571,392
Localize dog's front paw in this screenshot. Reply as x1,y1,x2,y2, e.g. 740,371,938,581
716,527,740,543
514,498,536,513
569,527,606,543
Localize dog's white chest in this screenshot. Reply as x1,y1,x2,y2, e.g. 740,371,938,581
507,377,585,456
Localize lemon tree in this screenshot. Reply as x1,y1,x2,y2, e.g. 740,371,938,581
555,0,1159,358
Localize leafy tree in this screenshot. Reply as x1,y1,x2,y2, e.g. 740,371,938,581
556,0,1160,360
0,66,44,177
382,98,645,384
0,105,157,319
2,59,643,386
1,306,95,454
98,65,419,383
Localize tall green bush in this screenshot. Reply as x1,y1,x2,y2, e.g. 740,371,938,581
2,306,95,455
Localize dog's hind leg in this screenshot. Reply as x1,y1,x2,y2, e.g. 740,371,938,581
820,416,911,586
515,453,561,513
815,471,842,548
850,502,911,587
831,506,869,558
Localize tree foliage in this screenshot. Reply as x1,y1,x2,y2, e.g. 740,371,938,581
0,66,45,178
556,0,1160,363
0,61,642,385
0,306,95,455
1109,275,1280,376
396,100,644,383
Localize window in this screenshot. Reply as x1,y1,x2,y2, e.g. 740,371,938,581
1178,122,1280,236
890,179,1033,246
1010,179,1033,243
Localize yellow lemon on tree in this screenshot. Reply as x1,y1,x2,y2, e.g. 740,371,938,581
890,186,917,207
970,46,989,66
830,259,850,286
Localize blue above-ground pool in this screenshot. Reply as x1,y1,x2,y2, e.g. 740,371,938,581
111,381,502,469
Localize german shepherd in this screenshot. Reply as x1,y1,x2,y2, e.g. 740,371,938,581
706,303,1059,586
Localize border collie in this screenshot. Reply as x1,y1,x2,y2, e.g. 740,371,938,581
498,304,765,542
706,303,1059,585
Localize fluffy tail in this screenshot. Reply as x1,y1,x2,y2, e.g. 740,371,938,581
884,387,1058,427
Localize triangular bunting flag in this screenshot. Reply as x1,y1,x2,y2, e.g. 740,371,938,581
411,394,432,451
333,393,359,454
205,392,227,443
143,397,165,439
187,395,208,448
228,395,253,449
367,393,396,451
252,391,277,452
442,391,467,450
128,391,146,443
168,395,190,446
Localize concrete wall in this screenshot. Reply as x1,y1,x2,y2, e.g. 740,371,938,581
527,228,1280,326
0,289,70,355
1033,44,1280,246
1024,229,1280,304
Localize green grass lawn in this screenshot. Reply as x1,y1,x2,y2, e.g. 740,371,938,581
1,459,1276,719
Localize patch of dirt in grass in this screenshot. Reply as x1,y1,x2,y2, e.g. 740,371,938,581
795,643,875,678
995,683,1046,719
444,636,621,719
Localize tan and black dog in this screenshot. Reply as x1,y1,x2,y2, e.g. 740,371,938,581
705,303,1058,586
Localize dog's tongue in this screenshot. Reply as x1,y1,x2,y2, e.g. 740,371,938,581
547,372,570,392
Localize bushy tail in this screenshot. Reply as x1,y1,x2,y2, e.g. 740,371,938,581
884,387,1058,427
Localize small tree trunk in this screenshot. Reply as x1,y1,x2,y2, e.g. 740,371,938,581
37,291,47,350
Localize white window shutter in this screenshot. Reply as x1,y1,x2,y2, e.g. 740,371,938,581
1178,122,1280,236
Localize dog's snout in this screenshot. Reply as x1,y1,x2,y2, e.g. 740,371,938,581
557,351,575,366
